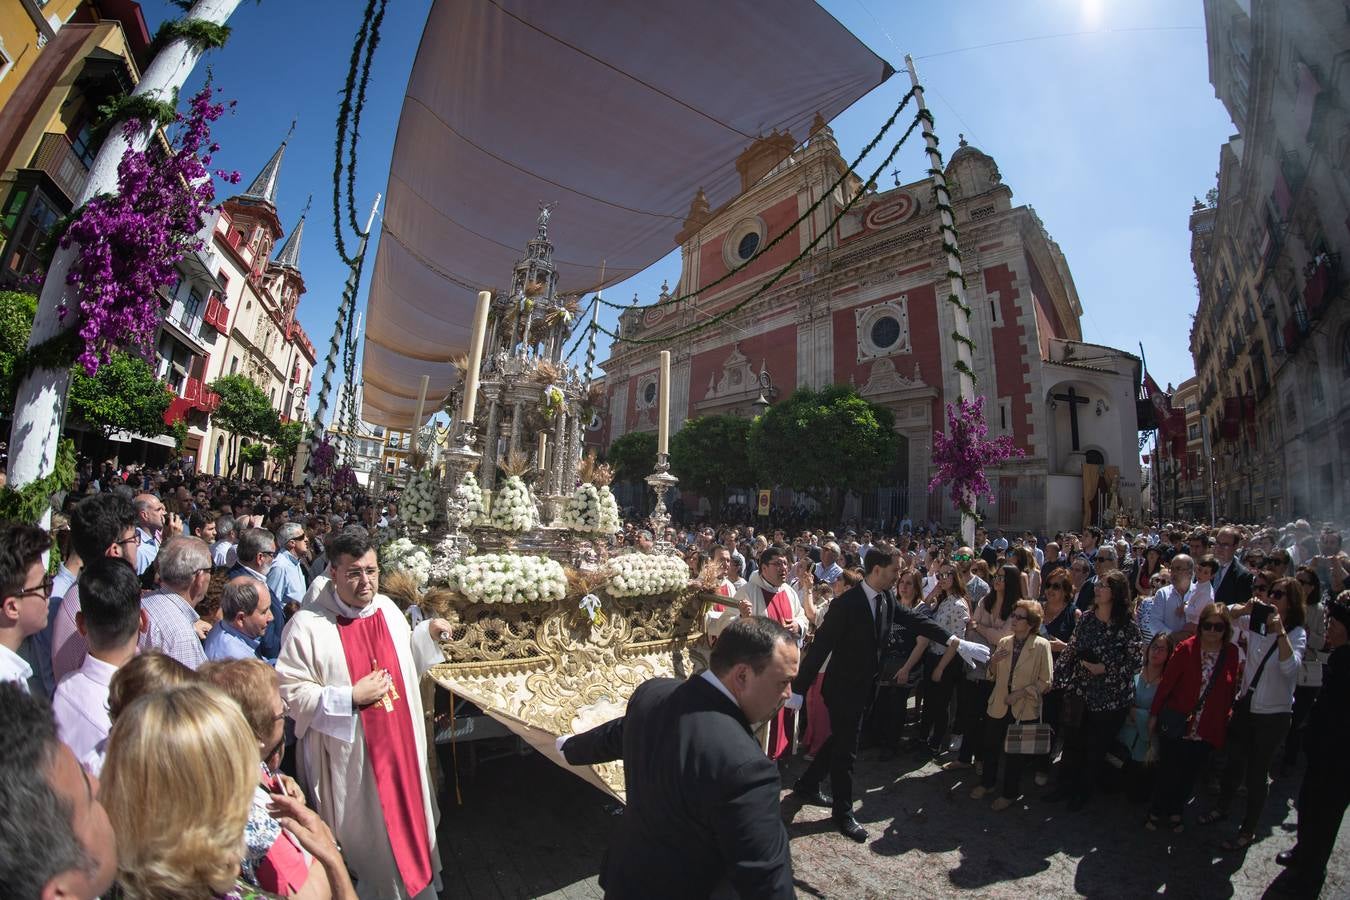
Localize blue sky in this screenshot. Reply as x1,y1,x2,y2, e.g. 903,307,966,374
140,0,1233,414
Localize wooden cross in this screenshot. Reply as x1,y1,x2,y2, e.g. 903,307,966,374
1052,386,1090,451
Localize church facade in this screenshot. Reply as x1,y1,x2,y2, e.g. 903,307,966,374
595,122,1142,534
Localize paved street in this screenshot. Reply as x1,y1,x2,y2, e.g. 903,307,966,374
435,740,1348,899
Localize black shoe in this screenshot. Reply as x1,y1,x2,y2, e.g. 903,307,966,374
834,814,869,843
1066,795,1087,813
1043,789,1070,803
1275,849,1299,868
791,783,833,807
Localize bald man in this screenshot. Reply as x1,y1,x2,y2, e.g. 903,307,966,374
203,576,275,662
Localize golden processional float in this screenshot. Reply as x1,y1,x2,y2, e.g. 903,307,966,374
356,0,896,799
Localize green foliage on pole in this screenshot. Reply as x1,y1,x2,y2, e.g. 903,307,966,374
606,430,657,486
0,291,37,413
669,414,753,514
748,385,898,516
67,352,172,440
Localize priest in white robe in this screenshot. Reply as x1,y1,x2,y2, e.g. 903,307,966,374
277,530,449,900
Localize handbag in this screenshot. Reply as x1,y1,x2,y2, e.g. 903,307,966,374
1002,660,1053,755
1159,644,1229,741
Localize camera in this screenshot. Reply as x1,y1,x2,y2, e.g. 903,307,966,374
1250,600,1273,636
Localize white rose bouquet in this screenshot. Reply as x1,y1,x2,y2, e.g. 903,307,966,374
402,470,438,526
604,551,690,598
596,485,621,535
490,475,537,532
455,471,486,525
563,483,602,532
381,537,433,590
447,552,568,605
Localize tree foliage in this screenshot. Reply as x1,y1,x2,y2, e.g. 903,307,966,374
606,429,657,486
238,442,268,467
67,351,172,440
0,291,37,413
270,420,305,464
748,385,898,513
209,374,279,440
669,414,754,513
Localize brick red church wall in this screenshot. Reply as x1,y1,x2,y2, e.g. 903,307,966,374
686,322,798,418
830,280,948,437
697,195,802,294
984,263,1034,452
1023,251,1067,356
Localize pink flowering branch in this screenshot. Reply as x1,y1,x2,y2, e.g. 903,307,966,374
333,464,358,492
928,396,1025,517
310,437,336,478
59,83,240,375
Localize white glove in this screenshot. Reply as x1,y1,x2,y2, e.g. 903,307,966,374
952,638,991,669
785,692,804,710
554,735,569,754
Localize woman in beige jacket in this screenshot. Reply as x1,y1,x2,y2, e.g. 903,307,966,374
970,598,1054,810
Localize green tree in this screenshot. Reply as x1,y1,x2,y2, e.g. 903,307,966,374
0,291,38,413
269,420,306,480
748,385,898,520
669,414,753,515
208,374,280,475
606,429,657,487
67,351,172,440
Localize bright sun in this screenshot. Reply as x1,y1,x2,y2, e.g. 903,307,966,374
1082,0,1105,28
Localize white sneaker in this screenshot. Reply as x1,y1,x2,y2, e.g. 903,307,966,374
1034,771,1049,787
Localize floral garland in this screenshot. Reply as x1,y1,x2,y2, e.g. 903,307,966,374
490,475,536,532
596,485,621,536
401,470,437,526
928,396,1023,518
58,84,238,375
604,552,690,598
0,438,75,524
563,482,602,532
541,384,564,419
381,537,432,590
455,471,486,524
446,553,567,605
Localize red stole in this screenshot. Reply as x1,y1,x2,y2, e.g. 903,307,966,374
336,610,433,896
714,581,734,612
761,586,794,760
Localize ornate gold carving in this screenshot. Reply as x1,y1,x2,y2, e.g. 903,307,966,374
429,589,710,798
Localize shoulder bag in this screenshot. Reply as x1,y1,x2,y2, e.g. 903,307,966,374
1003,649,1053,755
1158,644,1228,741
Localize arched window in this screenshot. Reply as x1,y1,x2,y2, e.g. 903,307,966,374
1085,449,1105,466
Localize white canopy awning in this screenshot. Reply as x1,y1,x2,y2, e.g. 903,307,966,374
360,0,892,428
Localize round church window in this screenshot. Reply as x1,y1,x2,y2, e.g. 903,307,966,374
643,382,658,406
870,316,902,350
737,232,760,261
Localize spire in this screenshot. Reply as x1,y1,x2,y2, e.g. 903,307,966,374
241,120,295,206
274,195,310,270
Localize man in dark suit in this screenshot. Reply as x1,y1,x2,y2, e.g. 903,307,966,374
1212,525,1254,606
227,527,285,661
560,617,797,899
790,547,971,842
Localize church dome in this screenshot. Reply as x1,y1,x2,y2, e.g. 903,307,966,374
944,134,1001,200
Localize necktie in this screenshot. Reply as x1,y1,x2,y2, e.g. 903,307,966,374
875,592,886,646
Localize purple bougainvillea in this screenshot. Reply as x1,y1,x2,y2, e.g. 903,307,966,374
929,395,1025,516
310,437,336,479
333,464,358,492
60,84,239,375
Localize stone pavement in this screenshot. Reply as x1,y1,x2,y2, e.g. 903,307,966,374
434,743,1348,899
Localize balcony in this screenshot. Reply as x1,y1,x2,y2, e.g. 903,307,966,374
26,133,91,205
1304,251,1339,318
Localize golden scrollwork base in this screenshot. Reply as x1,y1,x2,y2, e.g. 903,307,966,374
429,589,717,799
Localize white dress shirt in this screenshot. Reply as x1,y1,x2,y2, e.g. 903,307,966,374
0,644,33,691
52,654,117,762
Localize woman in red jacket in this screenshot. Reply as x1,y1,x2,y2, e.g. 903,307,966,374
1145,602,1241,831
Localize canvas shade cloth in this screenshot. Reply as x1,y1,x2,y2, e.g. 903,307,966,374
360,0,893,428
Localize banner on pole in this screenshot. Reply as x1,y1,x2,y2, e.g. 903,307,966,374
757,490,771,517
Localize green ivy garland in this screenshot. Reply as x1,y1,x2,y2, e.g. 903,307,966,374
941,241,963,261
91,94,178,145
953,359,978,385
600,107,927,346
0,439,76,524
332,0,386,266
152,18,231,53
951,331,977,350
593,86,921,315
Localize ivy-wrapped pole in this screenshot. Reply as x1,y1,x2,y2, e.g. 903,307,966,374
905,54,977,546
6,0,243,501
304,195,380,479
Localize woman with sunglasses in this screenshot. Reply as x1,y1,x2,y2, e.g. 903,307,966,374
918,563,970,757
1146,602,1241,831
947,565,1021,770
1283,567,1328,772
1201,573,1307,850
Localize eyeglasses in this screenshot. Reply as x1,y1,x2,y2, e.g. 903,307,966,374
13,576,55,602
1200,621,1226,632
116,532,142,548
951,554,972,562
1253,583,1269,592
939,571,955,578
1010,612,1029,621
1047,583,1067,591
1270,589,1287,599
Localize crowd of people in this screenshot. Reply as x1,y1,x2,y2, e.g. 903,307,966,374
1,453,1347,897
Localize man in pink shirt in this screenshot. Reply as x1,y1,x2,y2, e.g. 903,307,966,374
50,494,139,684
52,558,145,767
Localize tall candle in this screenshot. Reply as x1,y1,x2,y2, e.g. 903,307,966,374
537,432,548,469
460,291,491,424
657,350,671,455
411,374,430,431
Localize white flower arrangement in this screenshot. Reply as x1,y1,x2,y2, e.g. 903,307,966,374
563,483,602,532
402,470,438,525
490,475,537,532
381,537,433,590
456,471,486,525
604,552,690,598
596,485,621,535
447,552,568,605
